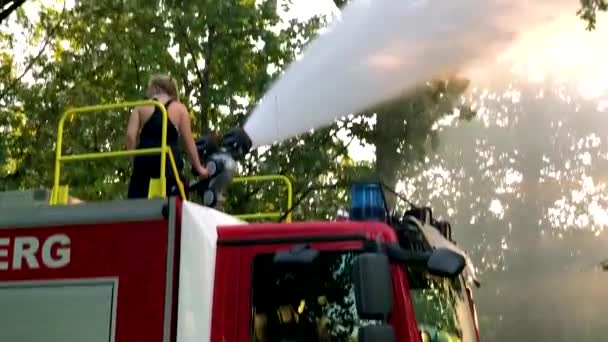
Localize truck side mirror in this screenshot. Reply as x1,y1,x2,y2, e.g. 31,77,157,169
352,252,396,342
427,247,466,278
352,252,393,319
358,324,396,342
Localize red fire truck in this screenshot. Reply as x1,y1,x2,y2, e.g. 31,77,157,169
0,194,480,342
0,101,481,342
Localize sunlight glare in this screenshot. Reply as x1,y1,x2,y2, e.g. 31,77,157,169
481,13,608,100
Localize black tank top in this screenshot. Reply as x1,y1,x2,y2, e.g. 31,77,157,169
132,99,184,177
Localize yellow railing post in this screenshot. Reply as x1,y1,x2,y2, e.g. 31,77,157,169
51,110,69,204
50,100,185,204
232,175,293,223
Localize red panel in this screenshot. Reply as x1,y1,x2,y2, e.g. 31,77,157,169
0,219,171,342
211,246,241,342
390,265,423,342
218,220,398,243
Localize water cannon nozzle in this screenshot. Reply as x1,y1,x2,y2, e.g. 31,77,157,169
221,127,252,160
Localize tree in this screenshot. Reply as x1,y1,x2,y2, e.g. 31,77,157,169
0,0,325,203
356,78,475,207
395,75,608,341
315,0,476,209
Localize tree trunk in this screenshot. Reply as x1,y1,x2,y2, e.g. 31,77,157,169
374,110,400,210
199,24,216,133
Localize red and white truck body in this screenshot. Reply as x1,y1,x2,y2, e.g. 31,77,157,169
1,197,241,342
0,196,480,342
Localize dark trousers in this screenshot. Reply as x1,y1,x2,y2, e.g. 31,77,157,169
127,155,186,199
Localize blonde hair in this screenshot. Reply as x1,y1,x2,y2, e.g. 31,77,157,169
146,74,178,99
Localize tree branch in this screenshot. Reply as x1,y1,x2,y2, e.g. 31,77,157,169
133,56,141,91
126,36,142,92
199,24,216,133
0,0,26,25
181,31,204,92
177,23,214,132
0,0,66,99
332,0,349,9
182,73,193,101
578,0,608,30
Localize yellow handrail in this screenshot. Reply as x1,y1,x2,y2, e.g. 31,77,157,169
232,175,293,223
50,101,292,223
50,100,186,204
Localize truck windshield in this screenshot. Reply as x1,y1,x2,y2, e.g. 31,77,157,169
406,265,477,342
251,251,363,342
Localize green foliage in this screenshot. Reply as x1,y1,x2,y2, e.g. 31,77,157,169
578,0,608,30
0,0,323,200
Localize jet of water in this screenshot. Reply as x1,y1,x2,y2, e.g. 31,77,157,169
243,0,576,148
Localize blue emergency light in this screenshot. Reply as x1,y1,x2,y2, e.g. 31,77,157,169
349,182,388,221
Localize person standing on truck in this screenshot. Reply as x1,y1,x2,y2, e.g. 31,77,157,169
126,74,208,198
